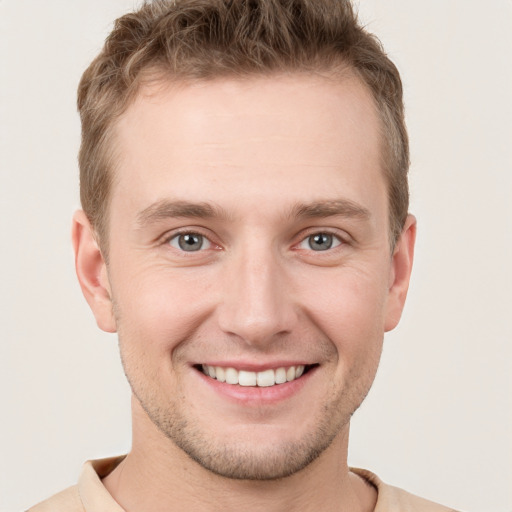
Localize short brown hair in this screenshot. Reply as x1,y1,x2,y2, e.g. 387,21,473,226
78,0,409,251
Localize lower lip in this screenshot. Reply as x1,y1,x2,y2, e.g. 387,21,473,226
194,367,317,405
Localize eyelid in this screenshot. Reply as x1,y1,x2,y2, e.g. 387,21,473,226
297,233,342,251
156,226,350,253
294,228,350,249
168,233,212,251
160,227,221,251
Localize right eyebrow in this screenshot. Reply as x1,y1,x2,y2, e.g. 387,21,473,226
136,199,230,228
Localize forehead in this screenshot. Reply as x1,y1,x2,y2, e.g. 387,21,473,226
111,73,385,220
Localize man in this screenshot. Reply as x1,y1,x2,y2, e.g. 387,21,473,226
28,0,458,510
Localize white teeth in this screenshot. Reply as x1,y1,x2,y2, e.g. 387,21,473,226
201,364,308,387
225,367,238,385
257,369,275,387
238,370,257,387
216,366,226,383
275,367,287,384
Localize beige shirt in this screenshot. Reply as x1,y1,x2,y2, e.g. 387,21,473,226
27,456,460,512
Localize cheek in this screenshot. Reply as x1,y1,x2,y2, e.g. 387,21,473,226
296,265,389,350
111,264,217,355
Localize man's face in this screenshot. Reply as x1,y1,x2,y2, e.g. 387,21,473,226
85,74,413,479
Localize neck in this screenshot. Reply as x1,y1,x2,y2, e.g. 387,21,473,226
102,399,376,512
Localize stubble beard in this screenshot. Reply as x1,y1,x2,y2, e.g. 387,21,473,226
121,348,380,481
114,295,383,481
136,390,348,481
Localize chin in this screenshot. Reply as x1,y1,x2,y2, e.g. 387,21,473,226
134,386,354,481
169,422,342,480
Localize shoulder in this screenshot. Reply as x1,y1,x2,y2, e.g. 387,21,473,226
381,485,459,512
25,456,126,512
26,485,84,512
351,468,461,512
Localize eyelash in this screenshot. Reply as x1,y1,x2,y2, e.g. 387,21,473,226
163,229,217,253
296,231,345,252
162,228,348,254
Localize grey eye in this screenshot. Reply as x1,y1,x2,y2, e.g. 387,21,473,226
169,233,211,252
298,233,342,251
309,233,333,251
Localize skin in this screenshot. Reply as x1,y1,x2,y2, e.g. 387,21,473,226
73,73,416,512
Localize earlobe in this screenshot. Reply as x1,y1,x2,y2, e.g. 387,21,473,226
72,210,117,333
384,214,417,332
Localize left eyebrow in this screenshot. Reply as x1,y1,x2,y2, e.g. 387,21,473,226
289,199,371,221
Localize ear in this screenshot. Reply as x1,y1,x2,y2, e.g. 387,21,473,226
72,210,117,333
384,214,417,332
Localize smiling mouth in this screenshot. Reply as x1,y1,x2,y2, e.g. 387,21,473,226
198,364,316,387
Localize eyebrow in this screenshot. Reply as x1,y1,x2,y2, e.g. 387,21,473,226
136,197,370,228
291,199,371,221
136,199,231,228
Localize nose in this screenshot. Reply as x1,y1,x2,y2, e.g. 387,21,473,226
216,242,298,347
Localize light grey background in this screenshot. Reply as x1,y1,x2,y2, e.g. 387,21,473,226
1,1,511,511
